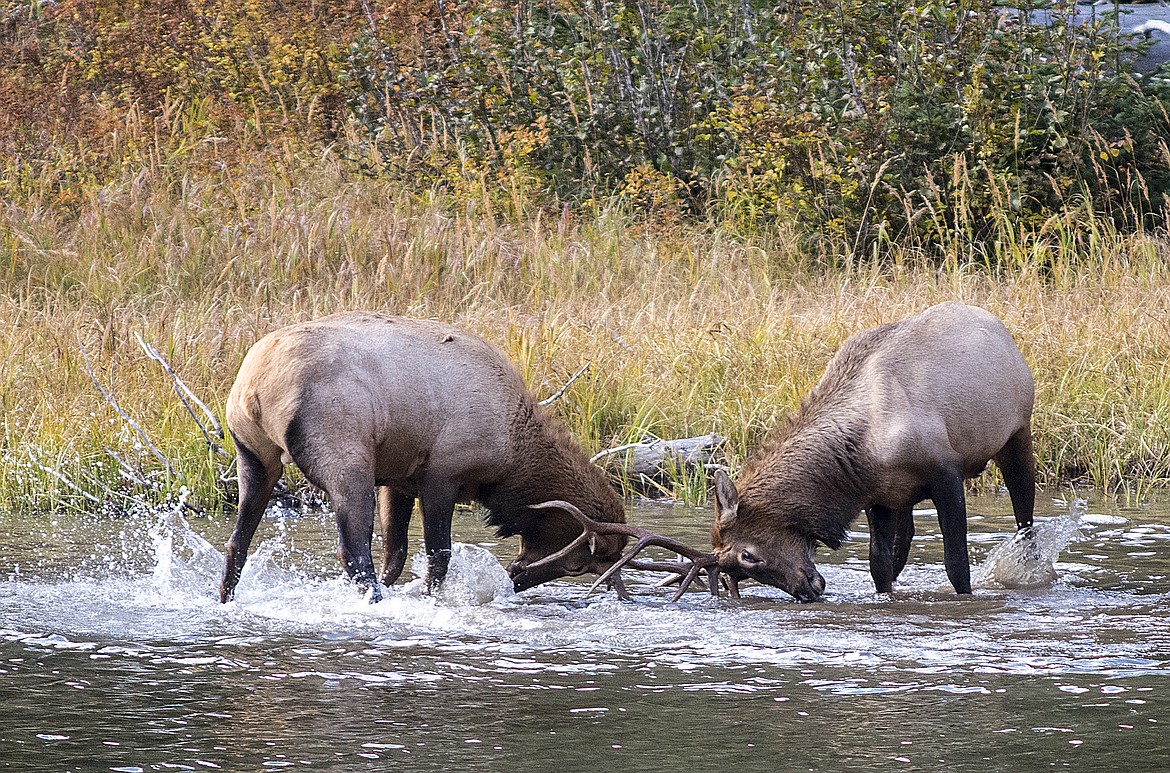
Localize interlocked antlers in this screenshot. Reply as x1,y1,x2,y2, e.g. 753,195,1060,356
528,500,726,601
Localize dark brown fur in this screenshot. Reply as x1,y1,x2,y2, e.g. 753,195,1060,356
480,397,628,587
731,324,897,550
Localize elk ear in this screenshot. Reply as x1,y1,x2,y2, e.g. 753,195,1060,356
712,469,739,528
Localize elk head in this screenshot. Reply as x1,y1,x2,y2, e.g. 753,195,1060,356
711,469,826,602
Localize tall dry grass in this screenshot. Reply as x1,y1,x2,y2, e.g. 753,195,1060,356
2,117,1169,513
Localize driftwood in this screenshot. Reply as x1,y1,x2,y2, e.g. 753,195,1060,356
591,434,726,477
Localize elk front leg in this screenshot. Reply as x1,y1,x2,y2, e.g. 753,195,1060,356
890,504,916,581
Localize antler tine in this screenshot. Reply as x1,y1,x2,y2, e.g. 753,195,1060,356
530,499,659,538
531,500,710,557
631,555,721,601
587,532,721,599
530,499,722,601
668,561,707,602
529,499,605,525
586,533,657,594
517,529,593,573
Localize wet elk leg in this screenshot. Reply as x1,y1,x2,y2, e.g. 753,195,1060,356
929,471,972,595
220,436,283,603
329,471,383,602
419,477,459,592
995,427,1036,532
378,486,415,586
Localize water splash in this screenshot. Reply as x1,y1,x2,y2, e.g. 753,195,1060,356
118,489,517,615
403,543,516,606
973,499,1086,589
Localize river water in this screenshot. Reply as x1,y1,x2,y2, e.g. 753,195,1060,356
1,492,1167,771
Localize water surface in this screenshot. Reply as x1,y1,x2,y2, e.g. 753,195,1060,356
1,493,1167,771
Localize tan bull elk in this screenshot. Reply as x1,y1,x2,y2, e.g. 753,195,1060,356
219,312,637,603
711,302,1036,601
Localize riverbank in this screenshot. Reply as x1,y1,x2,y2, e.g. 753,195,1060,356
2,152,1169,512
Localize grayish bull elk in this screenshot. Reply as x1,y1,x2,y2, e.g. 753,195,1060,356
219,313,631,602
711,302,1036,601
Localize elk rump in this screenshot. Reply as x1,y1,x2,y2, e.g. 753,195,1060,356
712,302,1035,601
219,312,627,602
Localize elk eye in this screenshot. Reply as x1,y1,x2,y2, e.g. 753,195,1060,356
740,550,761,565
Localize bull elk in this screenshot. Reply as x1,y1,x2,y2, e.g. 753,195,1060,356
219,313,648,602
711,302,1036,601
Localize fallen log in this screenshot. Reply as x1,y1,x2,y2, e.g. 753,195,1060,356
591,434,726,478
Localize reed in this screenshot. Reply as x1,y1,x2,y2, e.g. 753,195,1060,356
3,128,1169,513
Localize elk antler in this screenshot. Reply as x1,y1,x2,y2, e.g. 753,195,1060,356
528,500,723,601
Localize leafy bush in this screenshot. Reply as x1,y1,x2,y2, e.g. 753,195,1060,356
337,1,1168,240
700,0,1170,249
2,0,1167,246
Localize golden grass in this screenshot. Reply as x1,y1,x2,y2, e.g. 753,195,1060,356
2,142,1169,512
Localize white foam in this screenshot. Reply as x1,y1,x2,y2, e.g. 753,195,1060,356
224,543,518,632
5,495,1170,680
1081,513,1127,526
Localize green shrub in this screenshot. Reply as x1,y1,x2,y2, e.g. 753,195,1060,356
2,0,1167,243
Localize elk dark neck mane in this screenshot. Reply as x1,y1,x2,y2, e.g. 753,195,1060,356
735,322,900,549
481,397,625,540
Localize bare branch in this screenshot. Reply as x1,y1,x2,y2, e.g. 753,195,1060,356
28,453,103,506
106,448,151,487
78,336,178,477
218,456,238,486
538,361,591,406
589,439,647,464
134,332,229,457
105,449,204,515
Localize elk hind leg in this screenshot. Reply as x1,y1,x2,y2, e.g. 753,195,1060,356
995,426,1036,531
867,505,898,593
890,505,916,581
378,486,415,586
867,504,916,594
221,434,283,603
325,468,382,602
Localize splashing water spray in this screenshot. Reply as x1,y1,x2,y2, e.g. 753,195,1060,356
144,488,230,599
407,544,516,606
973,499,1087,590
